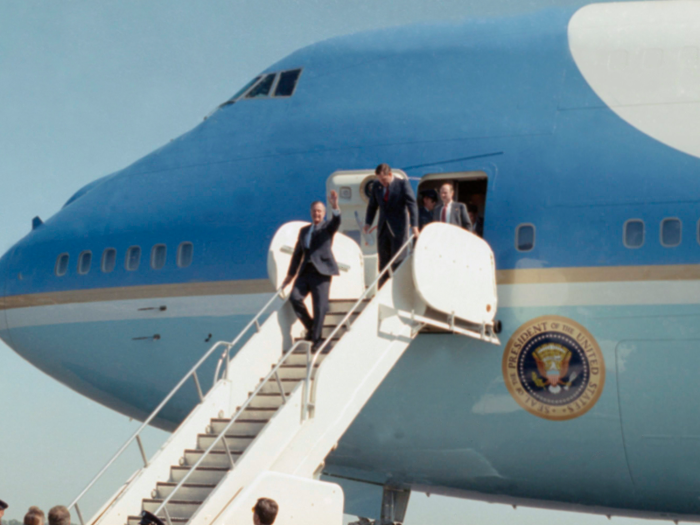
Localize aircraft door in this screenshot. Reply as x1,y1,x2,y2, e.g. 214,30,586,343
326,169,409,287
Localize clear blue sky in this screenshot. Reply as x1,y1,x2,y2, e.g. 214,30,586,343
0,1,654,524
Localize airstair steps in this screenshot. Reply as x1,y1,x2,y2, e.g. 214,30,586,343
209,418,268,434
169,466,229,485
155,483,215,501
247,392,288,408
183,449,241,468
127,517,187,525
142,499,201,518
197,434,255,451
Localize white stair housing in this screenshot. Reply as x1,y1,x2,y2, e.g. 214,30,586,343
70,222,498,525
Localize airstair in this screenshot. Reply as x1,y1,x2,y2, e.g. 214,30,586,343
68,221,499,525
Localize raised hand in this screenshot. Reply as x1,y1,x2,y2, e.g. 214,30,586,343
329,189,339,209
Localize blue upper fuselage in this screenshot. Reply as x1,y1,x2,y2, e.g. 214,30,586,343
2,5,700,300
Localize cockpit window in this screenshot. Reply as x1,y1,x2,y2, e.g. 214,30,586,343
223,76,261,106
246,73,276,99
274,69,302,97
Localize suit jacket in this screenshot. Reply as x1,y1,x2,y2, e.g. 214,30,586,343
287,212,341,277
365,177,418,239
419,207,434,230
433,202,473,230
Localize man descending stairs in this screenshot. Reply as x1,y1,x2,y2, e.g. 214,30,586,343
69,222,498,525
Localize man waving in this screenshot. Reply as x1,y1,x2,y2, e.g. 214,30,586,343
283,190,341,350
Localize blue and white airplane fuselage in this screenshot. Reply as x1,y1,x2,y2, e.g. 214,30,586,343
3,1,700,520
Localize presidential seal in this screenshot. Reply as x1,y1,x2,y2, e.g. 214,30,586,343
502,316,605,421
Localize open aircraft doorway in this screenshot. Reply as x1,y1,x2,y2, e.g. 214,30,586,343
418,171,488,237
326,169,409,286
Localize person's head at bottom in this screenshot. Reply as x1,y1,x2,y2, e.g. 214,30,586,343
0,499,8,520
48,506,71,525
253,498,278,525
24,506,45,525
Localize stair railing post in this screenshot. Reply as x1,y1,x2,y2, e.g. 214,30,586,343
274,371,287,404
162,504,174,525
135,434,149,468
192,370,205,403
74,503,85,525
221,435,237,469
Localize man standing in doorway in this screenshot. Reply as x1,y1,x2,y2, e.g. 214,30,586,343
434,182,472,230
363,163,419,285
418,189,438,230
283,190,341,350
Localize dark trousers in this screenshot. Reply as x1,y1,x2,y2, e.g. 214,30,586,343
289,264,331,344
377,225,407,287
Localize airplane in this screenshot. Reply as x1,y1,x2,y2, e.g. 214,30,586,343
2,0,700,522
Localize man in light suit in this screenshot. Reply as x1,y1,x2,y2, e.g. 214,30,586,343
282,190,340,349
434,182,472,230
363,163,419,285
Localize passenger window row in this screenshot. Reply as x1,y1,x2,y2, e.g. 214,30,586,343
55,242,193,277
624,218,687,248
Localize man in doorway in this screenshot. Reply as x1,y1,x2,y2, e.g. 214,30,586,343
282,191,341,350
363,163,419,285
434,182,472,230
418,189,438,230
467,202,484,236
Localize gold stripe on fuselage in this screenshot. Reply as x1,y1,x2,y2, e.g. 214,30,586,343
0,279,275,310
1,264,700,311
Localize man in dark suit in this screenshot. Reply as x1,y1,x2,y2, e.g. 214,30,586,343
433,182,472,230
363,163,419,284
282,190,340,349
418,188,438,230
467,202,484,236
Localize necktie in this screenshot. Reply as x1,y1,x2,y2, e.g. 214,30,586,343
383,186,389,203
306,225,314,249
441,206,447,222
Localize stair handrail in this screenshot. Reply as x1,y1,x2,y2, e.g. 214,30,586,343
303,234,416,417
67,286,287,525
153,339,312,525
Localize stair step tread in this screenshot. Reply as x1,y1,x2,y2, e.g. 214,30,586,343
186,448,243,454
254,392,290,397
199,433,257,438
211,418,270,423
128,517,188,524
143,499,203,505
171,466,229,471
156,482,216,488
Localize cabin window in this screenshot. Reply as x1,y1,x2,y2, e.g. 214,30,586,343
661,218,682,247
151,244,167,270
274,69,302,97
624,219,645,248
126,246,141,271
177,242,193,268
55,254,69,277
102,249,116,273
516,224,535,252
246,73,276,99
78,251,92,275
